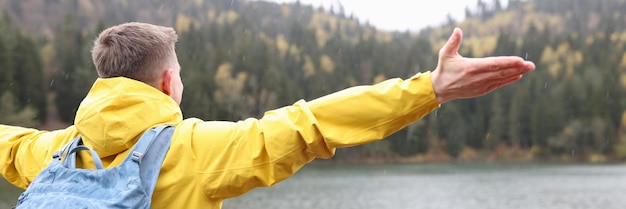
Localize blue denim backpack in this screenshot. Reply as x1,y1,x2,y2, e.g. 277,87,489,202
15,125,174,209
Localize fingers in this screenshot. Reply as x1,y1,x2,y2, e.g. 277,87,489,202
471,57,534,73
473,62,533,90
478,61,534,92
439,28,463,57
496,61,535,77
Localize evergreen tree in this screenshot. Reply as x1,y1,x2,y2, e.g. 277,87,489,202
520,23,549,64
53,14,94,123
178,24,217,120
0,91,39,128
493,29,517,56
486,92,507,150
406,37,436,74
0,11,22,123
435,104,467,158
11,32,46,122
0,36,11,93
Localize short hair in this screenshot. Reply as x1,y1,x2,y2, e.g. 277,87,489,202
92,22,178,86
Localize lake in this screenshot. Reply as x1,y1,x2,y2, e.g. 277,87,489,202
223,163,626,209
2,163,626,209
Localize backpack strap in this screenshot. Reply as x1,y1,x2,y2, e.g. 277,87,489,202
52,137,82,167
64,145,105,169
53,137,106,170
129,125,174,197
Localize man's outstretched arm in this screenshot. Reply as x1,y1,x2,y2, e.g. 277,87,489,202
0,125,76,188
188,28,535,198
0,125,44,188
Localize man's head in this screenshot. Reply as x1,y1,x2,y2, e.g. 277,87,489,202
92,22,184,104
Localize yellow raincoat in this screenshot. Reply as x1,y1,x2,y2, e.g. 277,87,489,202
0,72,439,208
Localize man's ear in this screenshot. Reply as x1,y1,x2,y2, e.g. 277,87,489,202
160,68,173,96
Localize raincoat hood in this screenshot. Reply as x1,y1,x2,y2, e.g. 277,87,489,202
74,77,183,157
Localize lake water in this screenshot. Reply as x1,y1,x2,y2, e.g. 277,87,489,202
223,163,626,209
2,163,626,209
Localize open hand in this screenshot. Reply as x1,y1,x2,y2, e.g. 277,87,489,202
430,28,535,104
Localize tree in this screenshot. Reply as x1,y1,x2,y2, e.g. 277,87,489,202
508,85,529,148
0,91,39,128
178,24,216,120
486,92,507,150
53,14,95,122
435,103,468,158
11,32,46,121
406,37,436,74
493,29,517,56
0,36,11,94
519,23,549,63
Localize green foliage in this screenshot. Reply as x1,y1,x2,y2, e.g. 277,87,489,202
390,122,430,156
0,12,46,123
52,14,97,122
0,91,39,128
486,92,506,150
11,32,46,121
0,36,11,92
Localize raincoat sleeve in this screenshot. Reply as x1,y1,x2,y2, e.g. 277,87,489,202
0,125,76,188
176,72,440,199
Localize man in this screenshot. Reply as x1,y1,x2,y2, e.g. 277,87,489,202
0,22,535,208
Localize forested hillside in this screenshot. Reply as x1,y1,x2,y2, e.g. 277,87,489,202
2,0,626,163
